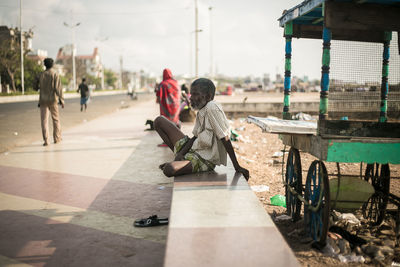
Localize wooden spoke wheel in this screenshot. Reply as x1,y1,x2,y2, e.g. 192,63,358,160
304,160,330,246
362,163,390,225
285,147,303,221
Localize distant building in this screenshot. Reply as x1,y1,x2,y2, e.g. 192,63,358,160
27,49,48,65
56,45,103,81
0,25,33,51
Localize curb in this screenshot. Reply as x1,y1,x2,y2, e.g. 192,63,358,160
0,90,130,104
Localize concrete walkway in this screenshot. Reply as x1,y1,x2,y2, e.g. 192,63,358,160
0,100,175,266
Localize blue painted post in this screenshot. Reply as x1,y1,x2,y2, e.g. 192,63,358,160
283,21,293,120
379,31,392,123
319,27,331,120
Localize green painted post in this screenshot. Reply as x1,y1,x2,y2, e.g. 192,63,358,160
283,21,293,120
379,31,392,123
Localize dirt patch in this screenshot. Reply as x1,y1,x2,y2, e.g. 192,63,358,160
231,118,400,266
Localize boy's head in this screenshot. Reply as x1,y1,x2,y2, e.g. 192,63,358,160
190,78,215,110
43,58,54,69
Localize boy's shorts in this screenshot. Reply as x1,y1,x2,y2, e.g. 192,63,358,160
174,136,215,173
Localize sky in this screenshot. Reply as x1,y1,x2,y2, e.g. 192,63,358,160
0,0,324,80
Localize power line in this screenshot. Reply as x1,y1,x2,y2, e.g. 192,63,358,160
0,4,190,16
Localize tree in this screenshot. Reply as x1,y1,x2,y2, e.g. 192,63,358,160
0,39,20,92
14,58,44,91
104,69,117,89
85,74,101,89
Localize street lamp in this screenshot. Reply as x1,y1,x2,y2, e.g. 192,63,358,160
209,6,214,79
20,0,25,94
194,0,199,78
190,29,202,78
63,21,80,91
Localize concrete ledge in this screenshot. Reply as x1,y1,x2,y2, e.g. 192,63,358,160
164,165,299,267
221,101,319,115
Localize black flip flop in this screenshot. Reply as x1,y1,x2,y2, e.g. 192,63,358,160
134,215,169,227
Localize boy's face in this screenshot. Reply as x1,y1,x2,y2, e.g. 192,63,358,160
190,86,209,110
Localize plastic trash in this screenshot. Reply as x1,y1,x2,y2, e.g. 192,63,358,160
230,129,239,141
270,194,286,208
293,112,313,121
235,126,245,131
341,116,349,120
272,151,284,158
274,214,291,222
338,255,365,263
237,135,251,143
240,156,255,163
322,243,338,257
158,186,165,190
250,185,270,192
338,213,360,225
13,132,18,136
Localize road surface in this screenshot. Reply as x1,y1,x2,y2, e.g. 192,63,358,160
0,93,153,152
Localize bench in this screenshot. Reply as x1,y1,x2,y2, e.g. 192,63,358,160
163,163,299,266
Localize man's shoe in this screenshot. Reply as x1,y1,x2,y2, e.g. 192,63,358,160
43,142,48,146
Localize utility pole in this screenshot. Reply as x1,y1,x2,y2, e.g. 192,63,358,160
189,32,192,77
190,29,202,78
20,0,24,94
64,13,80,91
95,37,108,90
119,55,123,89
209,6,213,79
194,0,199,78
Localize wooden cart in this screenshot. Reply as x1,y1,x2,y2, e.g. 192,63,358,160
249,0,400,246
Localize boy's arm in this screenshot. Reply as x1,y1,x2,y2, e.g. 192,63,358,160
220,136,250,180
174,136,197,161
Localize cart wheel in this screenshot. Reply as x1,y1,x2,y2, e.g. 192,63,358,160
362,163,390,225
285,147,302,221
304,160,330,246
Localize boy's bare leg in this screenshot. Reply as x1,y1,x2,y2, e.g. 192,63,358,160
154,116,185,151
162,160,193,177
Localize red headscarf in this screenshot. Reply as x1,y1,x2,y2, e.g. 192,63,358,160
156,68,180,124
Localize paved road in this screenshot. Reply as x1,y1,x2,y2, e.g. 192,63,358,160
0,93,153,153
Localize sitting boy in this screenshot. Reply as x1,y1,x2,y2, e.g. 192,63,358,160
154,78,249,180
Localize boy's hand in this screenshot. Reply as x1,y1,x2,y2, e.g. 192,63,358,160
236,166,250,181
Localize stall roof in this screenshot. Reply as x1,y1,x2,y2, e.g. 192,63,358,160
278,0,400,27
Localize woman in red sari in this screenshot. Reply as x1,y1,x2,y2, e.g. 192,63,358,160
156,68,181,128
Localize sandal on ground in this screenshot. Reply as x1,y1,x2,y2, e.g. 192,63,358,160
133,215,169,227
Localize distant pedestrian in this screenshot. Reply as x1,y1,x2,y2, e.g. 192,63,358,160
156,69,180,148
77,78,90,112
37,58,64,146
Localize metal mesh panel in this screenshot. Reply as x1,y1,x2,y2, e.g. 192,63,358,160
328,32,400,114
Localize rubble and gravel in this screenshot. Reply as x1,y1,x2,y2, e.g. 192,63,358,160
231,118,400,266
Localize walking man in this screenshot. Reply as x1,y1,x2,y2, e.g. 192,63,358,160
77,78,89,112
37,58,64,146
